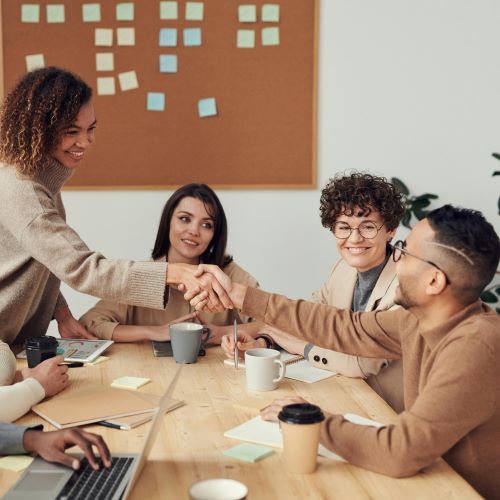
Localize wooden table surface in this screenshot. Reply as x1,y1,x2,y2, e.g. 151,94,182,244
1,342,480,499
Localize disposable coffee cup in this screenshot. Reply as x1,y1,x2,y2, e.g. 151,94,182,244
188,478,248,500
25,336,58,368
170,322,211,364
278,403,325,474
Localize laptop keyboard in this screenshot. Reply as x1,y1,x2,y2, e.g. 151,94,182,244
57,456,134,500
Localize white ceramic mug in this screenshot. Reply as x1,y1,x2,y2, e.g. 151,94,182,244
244,348,286,391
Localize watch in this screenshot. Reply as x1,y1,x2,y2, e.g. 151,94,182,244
255,334,276,350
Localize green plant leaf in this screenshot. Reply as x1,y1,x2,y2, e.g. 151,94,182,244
412,198,431,209
492,153,500,161
391,177,410,196
493,171,500,176
496,287,500,295
401,211,412,229
481,290,498,303
414,193,438,200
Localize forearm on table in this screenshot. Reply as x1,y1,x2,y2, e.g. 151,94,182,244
0,379,45,423
111,324,161,342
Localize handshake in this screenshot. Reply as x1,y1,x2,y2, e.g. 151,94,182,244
168,263,247,313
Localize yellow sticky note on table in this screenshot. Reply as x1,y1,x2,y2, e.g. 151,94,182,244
111,376,151,390
84,355,109,366
185,2,203,21
0,456,34,472
21,4,40,23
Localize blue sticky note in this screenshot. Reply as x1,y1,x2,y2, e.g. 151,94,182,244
183,28,201,47
159,55,178,73
159,28,177,47
198,97,217,118
147,92,165,111
223,443,274,463
116,2,134,21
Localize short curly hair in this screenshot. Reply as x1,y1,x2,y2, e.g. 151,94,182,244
0,67,92,176
320,171,405,231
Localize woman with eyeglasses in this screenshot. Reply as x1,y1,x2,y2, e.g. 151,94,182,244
222,172,407,412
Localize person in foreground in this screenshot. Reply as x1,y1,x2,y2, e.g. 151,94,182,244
186,205,500,498
80,183,262,344
0,422,111,471
0,67,230,349
221,172,406,412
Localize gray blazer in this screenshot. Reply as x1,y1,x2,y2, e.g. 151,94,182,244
0,422,37,455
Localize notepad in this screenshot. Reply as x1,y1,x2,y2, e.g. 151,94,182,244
223,443,274,463
111,376,151,390
0,456,34,472
233,395,273,413
84,355,109,366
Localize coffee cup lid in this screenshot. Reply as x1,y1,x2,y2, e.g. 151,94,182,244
278,403,325,425
25,336,58,349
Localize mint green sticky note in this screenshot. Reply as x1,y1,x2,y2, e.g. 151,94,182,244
21,4,40,23
262,4,280,22
47,4,65,23
262,27,279,46
238,4,256,23
159,54,177,73
198,97,217,118
116,2,134,21
147,92,165,111
223,443,274,463
185,2,203,21
183,28,201,47
82,3,101,22
160,1,177,20
237,29,255,49
159,28,177,47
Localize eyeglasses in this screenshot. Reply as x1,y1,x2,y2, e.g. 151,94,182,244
332,221,384,240
392,240,451,285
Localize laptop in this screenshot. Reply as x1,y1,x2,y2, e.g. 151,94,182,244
4,366,183,500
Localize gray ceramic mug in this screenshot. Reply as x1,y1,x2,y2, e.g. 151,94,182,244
169,322,212,364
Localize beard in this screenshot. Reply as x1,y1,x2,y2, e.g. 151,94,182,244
394,278,418,309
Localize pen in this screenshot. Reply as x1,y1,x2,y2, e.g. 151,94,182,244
59,362,84,368
96,421,124,430
233,319,238,370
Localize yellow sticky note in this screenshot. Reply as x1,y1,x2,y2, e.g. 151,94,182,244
185,2,203,21
111,376,150,390
95,28,113,46
117,27,135,46
97,77,116,96
21,4,40,23
118,71,139,91
0,456,34,472
25,54,45,72
262,27,279,46
84,355,109,366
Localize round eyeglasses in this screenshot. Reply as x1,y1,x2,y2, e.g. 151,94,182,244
332,221,384,240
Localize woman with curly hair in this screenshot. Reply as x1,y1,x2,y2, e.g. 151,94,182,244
0,67,229,411
222,172,406,412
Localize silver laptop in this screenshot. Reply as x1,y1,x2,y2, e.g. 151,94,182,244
4,366,182,500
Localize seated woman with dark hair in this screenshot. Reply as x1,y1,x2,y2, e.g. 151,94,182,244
80,183,262,344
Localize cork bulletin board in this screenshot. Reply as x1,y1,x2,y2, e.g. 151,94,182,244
0,0,318,189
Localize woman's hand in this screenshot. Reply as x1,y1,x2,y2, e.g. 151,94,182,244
147,312,199,342
260,396,309,422
55,307,96,339
221,331,266,359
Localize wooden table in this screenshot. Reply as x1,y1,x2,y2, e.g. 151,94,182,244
1,342,480,499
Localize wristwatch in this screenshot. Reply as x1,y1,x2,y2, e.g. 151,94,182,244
255,334,276,350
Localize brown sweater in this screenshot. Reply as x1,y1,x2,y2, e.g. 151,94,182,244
0,162,168,345
242,287,500,499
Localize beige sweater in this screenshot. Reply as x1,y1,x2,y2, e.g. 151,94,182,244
242,288,500,499
80,261,259,339
0,162,168,345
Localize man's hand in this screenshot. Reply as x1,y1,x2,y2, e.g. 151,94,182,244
55,307,96,339
221,331,266,359
23,428,111,471
260,396,309,422
21,355,69,396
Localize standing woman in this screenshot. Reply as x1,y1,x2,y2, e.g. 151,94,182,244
0,67,226,351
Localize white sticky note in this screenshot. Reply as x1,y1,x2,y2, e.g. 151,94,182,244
95,28,113,46
117,27,135,46
82,3,101,22
160,1,178,20
96,53,114,71
262,4,280,22
185,2,203,21
238,5,256,23
21,4,40,23
237,29,255,48
116,2,134,21
111,376,151,390
25,54,45,71
0,456,34,472
118,71,139,91
262,27,279,46
97,77,116,95
46,4,65,23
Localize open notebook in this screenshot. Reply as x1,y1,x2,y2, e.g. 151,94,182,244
224,350,336,384
224,413,385,461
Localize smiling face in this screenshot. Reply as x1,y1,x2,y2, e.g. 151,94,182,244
334,207,396,272
167,197,215,265
51,100,96,169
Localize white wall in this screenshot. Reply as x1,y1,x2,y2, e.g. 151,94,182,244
50,0,500,332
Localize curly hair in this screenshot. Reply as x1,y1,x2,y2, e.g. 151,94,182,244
0,67,92,176
320,171,405,231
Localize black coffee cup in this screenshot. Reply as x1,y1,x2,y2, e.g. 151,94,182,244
25,336,58,368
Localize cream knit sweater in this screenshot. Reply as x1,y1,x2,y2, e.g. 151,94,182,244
0,161,168,346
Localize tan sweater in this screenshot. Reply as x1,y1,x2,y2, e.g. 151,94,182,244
242,288,500,499
80,261,259,339
0,162,168,345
